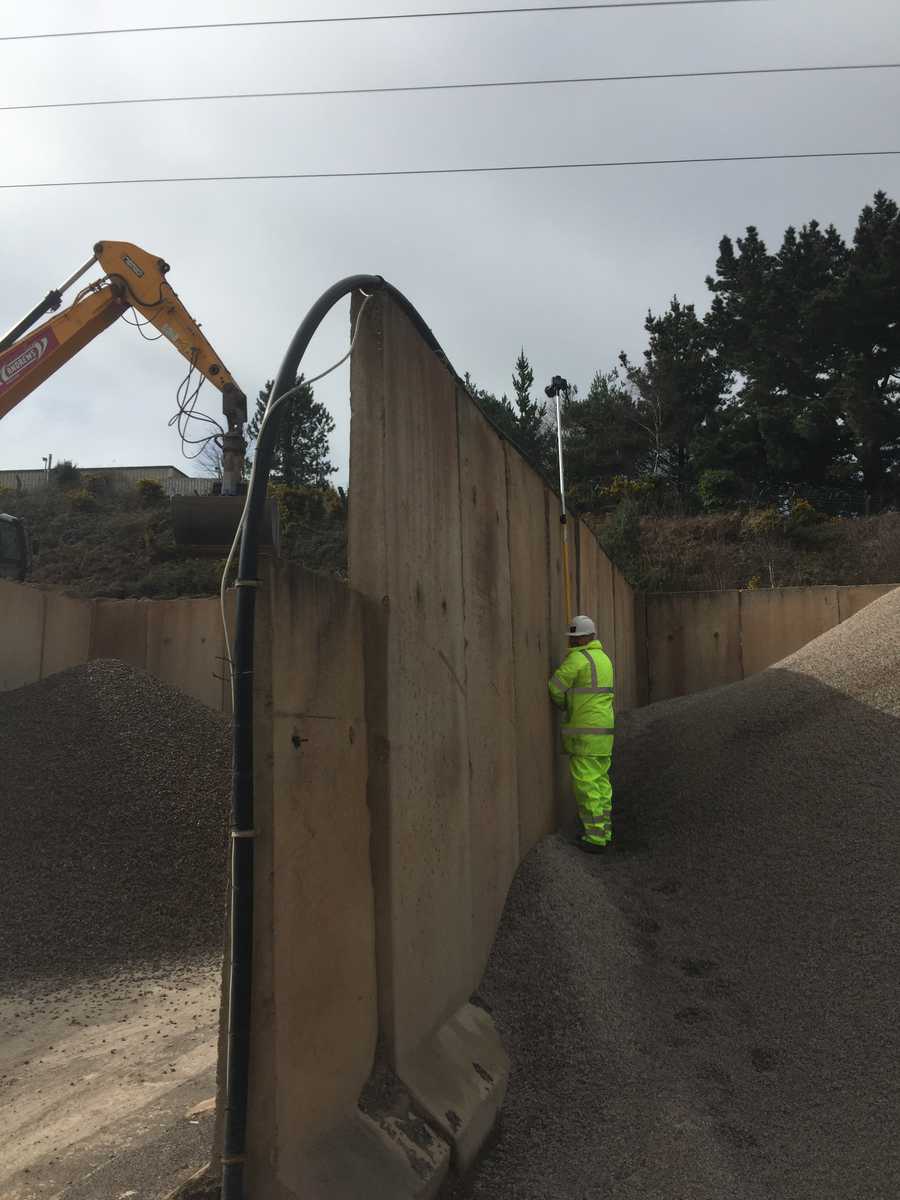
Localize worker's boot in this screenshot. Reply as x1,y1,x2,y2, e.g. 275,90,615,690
577,836,612,855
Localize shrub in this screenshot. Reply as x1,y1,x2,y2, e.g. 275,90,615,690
135,479,165,507
741,507,782,537
786,497,827,530
698,468,742,511
52,460,80,487
598,498,641,577
66,487,96,512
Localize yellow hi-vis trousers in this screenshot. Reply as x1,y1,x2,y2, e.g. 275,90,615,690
569,754,613,845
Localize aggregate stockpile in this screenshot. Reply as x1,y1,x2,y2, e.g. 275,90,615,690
0,660,230,986
454,588,900,1200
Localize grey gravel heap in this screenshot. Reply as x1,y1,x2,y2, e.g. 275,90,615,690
450,587,900,1200
0,660,230,986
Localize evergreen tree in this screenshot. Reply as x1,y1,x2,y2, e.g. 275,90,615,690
464,352,555,477
246,376,336,488
508,349,555,475
463,371,520,443
563,370,646,506
824,191,900,504
619,298,729,488
705,221,850,490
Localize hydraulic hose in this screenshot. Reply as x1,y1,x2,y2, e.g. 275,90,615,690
222,272,564,1198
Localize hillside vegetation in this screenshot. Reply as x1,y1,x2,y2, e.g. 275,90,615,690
591,505,900,593
0,476,346,598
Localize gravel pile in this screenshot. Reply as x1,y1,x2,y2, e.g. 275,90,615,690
0,660,230,987
452,587,900,1199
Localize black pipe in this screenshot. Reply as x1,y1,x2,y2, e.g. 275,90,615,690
222,274,382,1200
221,272,565,1198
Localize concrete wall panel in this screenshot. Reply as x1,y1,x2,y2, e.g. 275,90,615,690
613,569,639,712
547,505,577,822
41,591,92,678
646,591,742,703
0,580,44,690
741,587,839,676
90,598,148,669
349,293,472,1066
245,564,377,1192
457,392,519,981
577,522,616,656
504,445,556,857
146,596,224,712
837,584,897,623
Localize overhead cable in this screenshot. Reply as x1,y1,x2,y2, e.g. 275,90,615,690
3,61,896,114
0,1,769,44
1,149,898,191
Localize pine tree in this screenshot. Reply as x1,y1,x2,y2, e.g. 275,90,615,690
562,371,645,507
825,192,900,505
246,376,336,488
619,298,729,489
508,349,555,475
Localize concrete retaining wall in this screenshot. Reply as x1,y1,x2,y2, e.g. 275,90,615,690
644,583,897,702
345,290,638,1168
0,580,229,711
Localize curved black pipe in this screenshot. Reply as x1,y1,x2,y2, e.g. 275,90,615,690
221,273,563,1198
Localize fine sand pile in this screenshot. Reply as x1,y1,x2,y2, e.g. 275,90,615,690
451,587,900,1200
0,660,230,986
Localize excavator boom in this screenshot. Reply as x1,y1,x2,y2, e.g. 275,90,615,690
0,240,246,494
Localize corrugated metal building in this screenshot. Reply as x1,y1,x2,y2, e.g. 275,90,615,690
0,465,216,496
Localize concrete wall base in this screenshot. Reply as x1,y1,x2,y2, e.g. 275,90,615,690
297,1109,449,1200
399,1003,510,1174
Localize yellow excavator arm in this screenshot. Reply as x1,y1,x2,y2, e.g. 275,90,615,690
0,240,246,493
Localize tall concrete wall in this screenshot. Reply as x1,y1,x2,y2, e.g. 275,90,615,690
241,561,406,1198
0,581,229,711
346,290,636,1121
643,583,897,702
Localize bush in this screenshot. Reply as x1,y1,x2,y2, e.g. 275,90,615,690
741,507,781,537
786,497,827,531
52,460,80,487
598,498,641,577
135,479,165,507
698,468,742,511
66,487,97,512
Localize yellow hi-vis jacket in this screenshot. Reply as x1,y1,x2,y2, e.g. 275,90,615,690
547,639,615,757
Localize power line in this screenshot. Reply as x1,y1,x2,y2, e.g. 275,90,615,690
0,1,768,44
3,61,896,114
1,150,897,191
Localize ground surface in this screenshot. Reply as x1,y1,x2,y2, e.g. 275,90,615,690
0,961,220,1200
1,661,230,1200
449,588,900,1199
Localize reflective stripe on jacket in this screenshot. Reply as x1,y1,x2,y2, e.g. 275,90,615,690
547,639,615,757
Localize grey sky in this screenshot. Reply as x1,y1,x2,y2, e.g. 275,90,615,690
1,0,898,485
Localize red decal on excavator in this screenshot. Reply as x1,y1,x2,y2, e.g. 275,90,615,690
0,328,61,394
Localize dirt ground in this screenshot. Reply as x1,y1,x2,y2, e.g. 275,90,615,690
0,661,230,1200
0,960,221,1200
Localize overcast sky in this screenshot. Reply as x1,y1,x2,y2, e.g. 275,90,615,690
1,0,898,485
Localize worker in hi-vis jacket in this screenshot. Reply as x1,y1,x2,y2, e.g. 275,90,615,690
548,615,615,854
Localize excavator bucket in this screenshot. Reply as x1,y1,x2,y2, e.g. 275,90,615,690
171,495,280,555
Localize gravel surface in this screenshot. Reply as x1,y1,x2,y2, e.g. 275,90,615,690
450,587,900,1200
0,660,230,987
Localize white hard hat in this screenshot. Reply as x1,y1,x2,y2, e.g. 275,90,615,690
567,614,596,638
